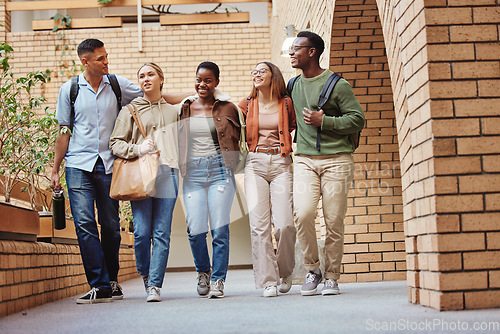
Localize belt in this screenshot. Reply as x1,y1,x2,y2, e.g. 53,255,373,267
255,147,280,154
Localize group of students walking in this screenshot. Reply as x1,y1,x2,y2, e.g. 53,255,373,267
50,31,365,304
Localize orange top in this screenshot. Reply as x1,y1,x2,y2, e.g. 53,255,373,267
238,96,296,158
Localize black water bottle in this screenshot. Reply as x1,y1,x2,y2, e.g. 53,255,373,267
52,190,66,230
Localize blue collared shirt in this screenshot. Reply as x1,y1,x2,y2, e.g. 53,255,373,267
56,73,142,174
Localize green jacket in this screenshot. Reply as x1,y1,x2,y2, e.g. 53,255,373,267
291,69,365,156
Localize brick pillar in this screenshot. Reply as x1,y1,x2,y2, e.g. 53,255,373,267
0,0,11,41
376,0,500,310
330,0,406,283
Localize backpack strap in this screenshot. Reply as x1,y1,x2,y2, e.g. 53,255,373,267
69,76,79,134
315,73,342,151
287,76,300,143
107,74,122,111
287,75,300,96
318,73,341,111
69,74,122,134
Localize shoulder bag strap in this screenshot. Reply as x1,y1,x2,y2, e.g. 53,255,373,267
126,104,147,139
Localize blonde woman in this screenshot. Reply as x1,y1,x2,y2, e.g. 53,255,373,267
110,63,178,302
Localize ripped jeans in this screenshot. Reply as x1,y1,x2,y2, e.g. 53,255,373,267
182,153,235,281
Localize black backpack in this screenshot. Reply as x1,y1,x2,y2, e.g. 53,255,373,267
69,74,122,133
287,73,361,151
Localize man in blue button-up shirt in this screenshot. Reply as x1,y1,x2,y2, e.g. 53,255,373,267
51,39,141,304
50,39,187,304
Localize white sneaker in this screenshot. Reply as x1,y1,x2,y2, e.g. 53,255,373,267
146,286,162,302
278,276,292,293
208,279,224,298
263,286,278,297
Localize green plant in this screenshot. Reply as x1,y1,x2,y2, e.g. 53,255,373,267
49,14,83,80
98,0,114,4
50,13,72,32
119,201,134,232
0,41,58,210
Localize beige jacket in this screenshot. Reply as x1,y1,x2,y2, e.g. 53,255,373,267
110,96,178,169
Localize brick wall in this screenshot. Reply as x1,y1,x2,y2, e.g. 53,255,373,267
6,23,271,109
0,0,10,41
269,0,335,79
0,241,137,318
331,0,405,283
374,0,500,310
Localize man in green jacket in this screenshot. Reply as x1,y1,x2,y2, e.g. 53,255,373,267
288,31,365,296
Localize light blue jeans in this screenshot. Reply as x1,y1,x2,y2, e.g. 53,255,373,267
130,165,179,288
183,153,235,281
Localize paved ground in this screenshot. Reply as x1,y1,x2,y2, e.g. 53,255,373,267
1,269,499,334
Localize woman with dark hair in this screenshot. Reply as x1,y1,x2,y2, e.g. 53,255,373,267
238,62,296,297
178,61,241,298
110,63,179,302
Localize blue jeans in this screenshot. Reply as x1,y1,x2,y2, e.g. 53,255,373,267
66,157,121,289
130,165,179,288
183,153,235,281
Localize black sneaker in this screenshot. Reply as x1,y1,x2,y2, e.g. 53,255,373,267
76,287,113,304
110,281,123,300
300,270,322,296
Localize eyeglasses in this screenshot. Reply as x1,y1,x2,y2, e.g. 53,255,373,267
251,68,269,77
289,45,314,53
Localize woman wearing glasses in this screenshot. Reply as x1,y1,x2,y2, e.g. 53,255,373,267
238,62,296,297
178,61,241,299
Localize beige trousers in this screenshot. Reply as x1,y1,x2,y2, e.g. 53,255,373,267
293,154,354,280
244,152,296,289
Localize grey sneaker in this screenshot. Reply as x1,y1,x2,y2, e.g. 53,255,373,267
208,279,225,298
279,276,292,293
146,286,161,302
142,275,149,292
300,270,322,296
322,279,340,295
110,281,123,300
197,270,211,296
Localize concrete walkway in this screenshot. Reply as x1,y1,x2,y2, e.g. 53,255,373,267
1,269,499,334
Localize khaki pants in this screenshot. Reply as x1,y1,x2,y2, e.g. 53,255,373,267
293,154,354,280
244,152,296,289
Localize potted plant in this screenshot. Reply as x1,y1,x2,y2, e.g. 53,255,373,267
0,37,58,240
